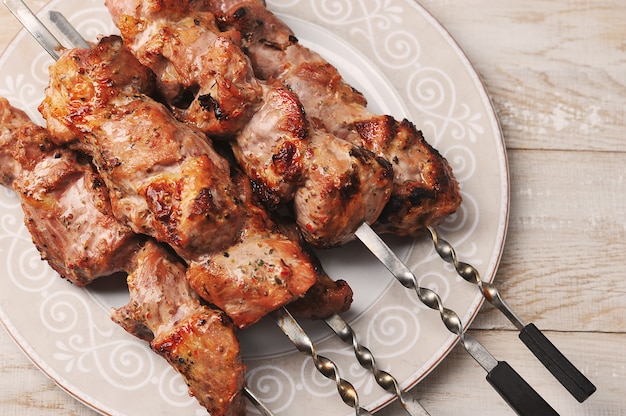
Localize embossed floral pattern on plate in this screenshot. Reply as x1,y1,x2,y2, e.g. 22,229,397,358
0,0,508,415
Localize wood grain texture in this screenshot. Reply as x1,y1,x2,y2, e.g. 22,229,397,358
421,0,626,152
1,0,625,415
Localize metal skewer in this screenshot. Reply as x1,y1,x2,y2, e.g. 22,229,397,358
243,387,276,416
7,4,375,414
426,225,596,403
274,307,373,416
355,223,560,416
48,10,90,48
3,0,62,59
325,313,431,416
1,2,279,415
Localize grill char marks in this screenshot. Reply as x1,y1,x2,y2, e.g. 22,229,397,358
39,36,318,330
214,0,462,236
0,97,140,286
107,0,394,247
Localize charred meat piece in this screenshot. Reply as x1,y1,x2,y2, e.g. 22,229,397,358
215,1,462,236
106,0,263,138
112,240,246,416
39,36,247,260
186,172,325,328
0,98,140,286
39,36,317,328
287,266,353,320
292,128,392,247
229,84,308,208
106,0,394,248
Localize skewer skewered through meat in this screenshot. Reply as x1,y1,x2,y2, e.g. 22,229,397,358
0,97,246,415
203,0,462,236
112,240,247,416
39,35,318,329
2,95,353,414
106,0,395,248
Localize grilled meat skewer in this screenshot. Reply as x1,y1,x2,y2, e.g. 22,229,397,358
112,239,247,416
0,97,141,286
39,35,318,329
202,0,462,237
2,94,355,415
106,0,394,248
0,98,246,415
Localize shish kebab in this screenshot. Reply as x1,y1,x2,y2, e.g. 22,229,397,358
107,0,396,249
40,38,370,415
108,0,593,406
0,97,258,415
206,0,596,403
4,0,567,414
102,1,561,415
43,5,434,415
0,53,369,416
105,0,459,249
2,3,426,414
0,93,389,416
201,0,461,239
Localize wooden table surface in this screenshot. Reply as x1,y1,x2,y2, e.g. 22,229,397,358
1,0,625,415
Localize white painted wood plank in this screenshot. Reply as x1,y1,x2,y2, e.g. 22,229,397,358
474,149,626,332
380,329,624,416
420,0,626,152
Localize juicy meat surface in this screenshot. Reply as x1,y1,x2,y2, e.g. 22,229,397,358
106,0,394,247
0,97,30,186
0,99,140,286
187,173,322,328
293,129,392,247
2,95,249,414
232,81,393,247
229,84,308,207
39,36,317,328
2,97,245,414
216,1,462,236
112,240,246,416
106,0,263,138
39,36,247,260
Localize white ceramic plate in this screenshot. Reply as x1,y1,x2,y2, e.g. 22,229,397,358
0,0,509,415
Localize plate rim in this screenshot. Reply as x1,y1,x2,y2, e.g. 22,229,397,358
0,0,510,414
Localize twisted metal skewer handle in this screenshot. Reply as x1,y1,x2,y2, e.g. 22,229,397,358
355,223,558,415
273,308,372,416
425,226,525,328
325,314,431,416
355,224,467,340
426,226,596,402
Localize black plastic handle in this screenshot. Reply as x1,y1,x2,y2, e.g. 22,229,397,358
486,360,559,416
520,323,596,402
